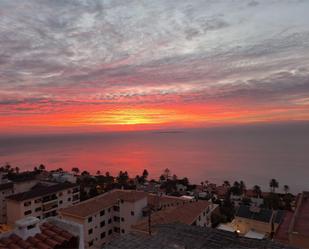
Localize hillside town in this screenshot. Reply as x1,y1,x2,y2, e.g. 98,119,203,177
0,164,307,249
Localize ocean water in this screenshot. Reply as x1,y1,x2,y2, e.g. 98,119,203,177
0,123,308,193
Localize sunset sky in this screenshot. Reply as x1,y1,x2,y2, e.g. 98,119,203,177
1,0,309,134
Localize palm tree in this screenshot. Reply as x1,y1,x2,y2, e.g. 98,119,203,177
240,180,246,195
72,167,80,175
253,185,262,198
270,179,279,193
96,170,101,176
283,185,290,194
223,180,230,188
38,164,46,171
163,168,171,180
15,167,20,174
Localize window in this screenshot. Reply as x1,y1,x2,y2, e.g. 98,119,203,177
37,216,41,219
88,217,92,223
100,210,105,216
27,224,36,230
34,198,41,203
131,211,135,216
88,241,93,247
100,232,106,239
35,207,42,212
114,216,120,222
67,190,71,194
113,206,119,211
121,217,125,222
24,210,32,215
108,218,112,224
59,192,63,196
108,229,112,235
24,201,31,207
88,228,93,235
121,229,125,234
100,220,105,227
59,200,63,204
114,227,120,233
68,198,71,202
108,208,111,213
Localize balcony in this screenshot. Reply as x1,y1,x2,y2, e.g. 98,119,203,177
42,194,57,203
43,201,58,212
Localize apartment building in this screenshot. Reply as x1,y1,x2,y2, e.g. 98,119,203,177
0,176,39,224
131,200,218,234
59,189,148,249
6,182,79,225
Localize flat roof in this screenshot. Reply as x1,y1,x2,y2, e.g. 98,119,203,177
131,200,210,233
60,190,147,219
6,182,77,202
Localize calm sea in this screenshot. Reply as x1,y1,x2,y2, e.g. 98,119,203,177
0,123,308,193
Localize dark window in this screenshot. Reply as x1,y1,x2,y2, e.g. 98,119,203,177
24,201,31,207
24,210,32,215
108,208,111,213
100,232,106,239
131,211,134,216
88,217,92,223
35,207,42,212
100,220,105,227
108,218,112,224
59,200,63,204
114,216,120,222
88,241,93,247
88,228,93,235
121,229,125,234
121,217,124,222
114,227,120,233
68,197,71,201
113,206,120,211
100,210,105,216
108,229,112,235
27,224,35,230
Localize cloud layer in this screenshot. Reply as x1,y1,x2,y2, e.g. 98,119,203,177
1,0,309,132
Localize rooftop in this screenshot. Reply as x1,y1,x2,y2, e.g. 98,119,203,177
147,194,190,209
105,223,298,249
0,221,77,249
235,205,284,224
0,182,13,191
132,200,210,233
60,189,147,218
6,182,77,201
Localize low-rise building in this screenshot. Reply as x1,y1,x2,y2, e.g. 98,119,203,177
59,189,148,249
131,200,217,234
233,205,284,237
6,182,79,225
147,193,191,211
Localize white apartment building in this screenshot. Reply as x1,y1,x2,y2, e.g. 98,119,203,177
59,190,148,249
6,182,80,225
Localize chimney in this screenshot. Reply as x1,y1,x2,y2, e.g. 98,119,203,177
14,216,41,240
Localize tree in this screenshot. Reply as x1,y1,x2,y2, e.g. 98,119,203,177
72,167,80,175
223,180,230,188
142,169,149,180
39,164,46,171
270,179,279,193
96,170,101,176
15,167,20,174
172,174,178,181
283,185,290,194
81,170,90,176
240,180,246,195
253,185,262,198
117,171,129,186
163,168,171,180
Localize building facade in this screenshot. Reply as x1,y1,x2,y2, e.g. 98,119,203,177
6,183,79,225
60,190,148,248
